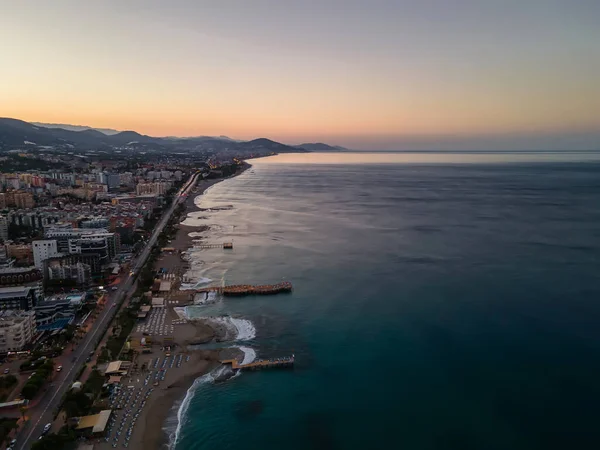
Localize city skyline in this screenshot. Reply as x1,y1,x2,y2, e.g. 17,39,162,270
1,0,599,150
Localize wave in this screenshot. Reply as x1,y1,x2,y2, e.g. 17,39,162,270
179,276,213,290
173,306,188,320
168,346,257,449
189,291,220,306
239,346,257,365
174,308,256,342
209,316,256,341
167,370,218,449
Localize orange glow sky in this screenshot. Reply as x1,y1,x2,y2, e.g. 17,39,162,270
1,1,599,149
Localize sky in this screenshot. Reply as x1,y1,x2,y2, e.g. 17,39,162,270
1,0,599,150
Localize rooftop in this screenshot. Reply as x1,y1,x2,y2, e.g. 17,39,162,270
0,310,35,323
105,360,131,375
76,409,112,433
0,266,38,274
0,286,33,298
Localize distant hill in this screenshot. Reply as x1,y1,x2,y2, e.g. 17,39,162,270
105,130,157,145
0,118,72,146
0,117,309,154
296,142,347,151
238,138,301,153
32,122,121,135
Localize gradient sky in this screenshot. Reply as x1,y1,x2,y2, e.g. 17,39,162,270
1,0,599,149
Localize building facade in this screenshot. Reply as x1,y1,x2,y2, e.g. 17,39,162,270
0,310,36,353
14,193,35,209
0,216,7,242
0,286,37,310
47,261,91,285
33,239,59,269
5,243,34,265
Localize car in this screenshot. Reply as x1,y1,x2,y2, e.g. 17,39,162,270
111,286,118,291
86,356,91,362
42,423,51,434
56,365,63,372
3,368,9,374
10,438,16,446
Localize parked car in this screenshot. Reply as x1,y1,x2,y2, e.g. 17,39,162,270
3,368,9,374
42,423,51,434
56,366,63,372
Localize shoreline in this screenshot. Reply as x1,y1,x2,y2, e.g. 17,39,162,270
140,162,251,450
140,354,218,450
163,162,252,291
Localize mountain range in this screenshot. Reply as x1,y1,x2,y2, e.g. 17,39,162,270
0,119,347,153
295,143,347,151
31,122,121,135
0,118,346,154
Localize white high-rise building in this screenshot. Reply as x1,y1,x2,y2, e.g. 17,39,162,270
32,240,59,269
0,310,36,352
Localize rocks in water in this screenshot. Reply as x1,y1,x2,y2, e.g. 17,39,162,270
213,366,235,383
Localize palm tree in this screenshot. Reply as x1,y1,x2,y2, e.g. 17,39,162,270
19,405,27,422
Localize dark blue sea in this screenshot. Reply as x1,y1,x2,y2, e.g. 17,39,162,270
173,152,600,450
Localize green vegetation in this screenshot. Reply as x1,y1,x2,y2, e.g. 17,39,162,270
36,368,109,448
20,357,48,372
0,374,18,402
20,360,54,400
31,428,76,450
74,364,87,381
0,418,18,446
62,369,105,419
98,307,138,363
0,154,68,173
0,374,17,390
40,324,78,350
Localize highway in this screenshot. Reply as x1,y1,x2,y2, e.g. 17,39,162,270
17,172,200,450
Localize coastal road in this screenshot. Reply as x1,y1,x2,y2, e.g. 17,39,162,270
17,172,200,450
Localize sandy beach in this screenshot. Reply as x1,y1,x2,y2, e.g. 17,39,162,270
95,165,251,450
138,351,218,450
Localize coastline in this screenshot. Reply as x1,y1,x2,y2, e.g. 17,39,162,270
158,162,251,291
141,162,252,450
140,353,218,450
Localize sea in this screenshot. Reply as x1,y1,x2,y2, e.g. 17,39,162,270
170,151,600,450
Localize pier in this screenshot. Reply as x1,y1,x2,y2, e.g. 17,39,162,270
196,281,293,296
193,242,233,249
221,355,294,371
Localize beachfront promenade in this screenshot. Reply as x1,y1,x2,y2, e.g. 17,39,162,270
196,281,293,296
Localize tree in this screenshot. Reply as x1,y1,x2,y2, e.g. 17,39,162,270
19,405,27,422
31,433,73,450
0,419,18,445
0,374,17,388
21,384,39,400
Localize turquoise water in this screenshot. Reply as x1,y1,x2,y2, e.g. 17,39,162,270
175,152,600,450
